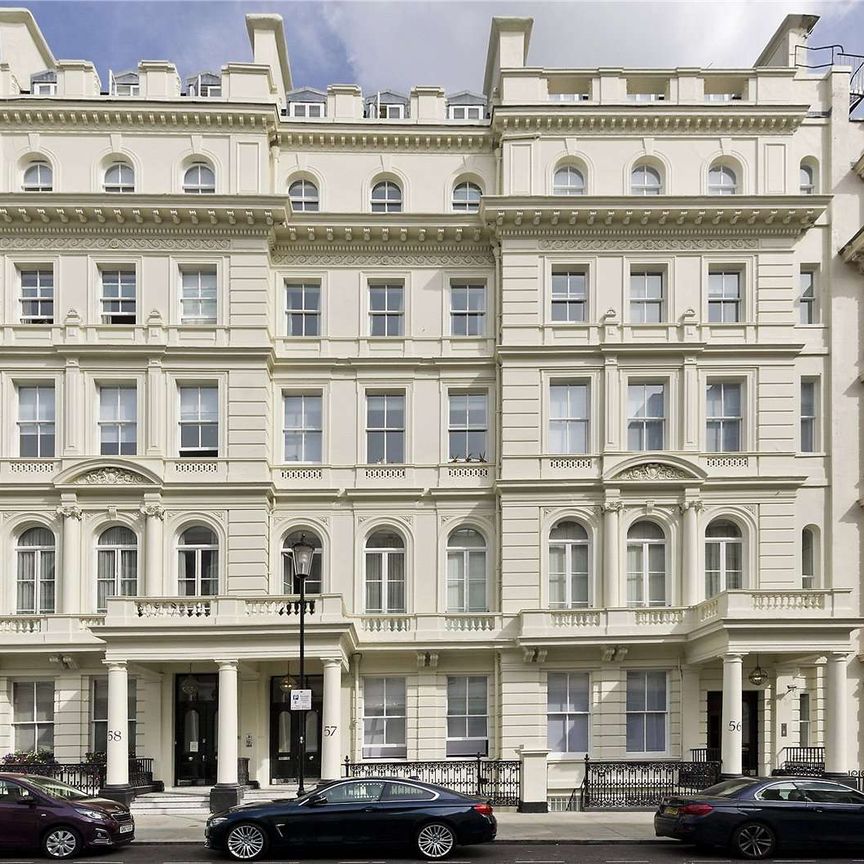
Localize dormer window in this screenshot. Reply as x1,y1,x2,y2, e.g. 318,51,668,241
365,93,409,120
31,71,57,96
290,102,325,118
111,72,140,97
187,74,222,98
449,105,483,120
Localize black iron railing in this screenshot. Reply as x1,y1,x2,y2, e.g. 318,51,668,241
581,755,721,809
4,757,156,796
690,747,720,763
343,755,520,806
129,757,154,788
238,757,250,786
3,762,105,796
781,746,824,765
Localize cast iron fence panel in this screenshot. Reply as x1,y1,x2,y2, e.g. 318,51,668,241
3,762,105,796
581,756,721,809
4,758,155,796
343,755,520,806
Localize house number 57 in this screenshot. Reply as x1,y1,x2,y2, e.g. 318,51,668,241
324,726,337,736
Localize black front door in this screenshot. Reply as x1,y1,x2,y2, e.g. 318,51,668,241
269,675,322,783
175,673,218,786
707,690,760,774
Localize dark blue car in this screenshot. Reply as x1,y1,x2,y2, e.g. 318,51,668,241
655,776,864,858
205,777,497,861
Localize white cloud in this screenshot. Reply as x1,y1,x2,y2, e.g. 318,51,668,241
315,0,850,94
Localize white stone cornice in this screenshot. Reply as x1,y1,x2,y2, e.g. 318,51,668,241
482,195,828,236
277,126,493,153
0,102,278,133
840,225,864,273
492,104,809,136
0,196,287,230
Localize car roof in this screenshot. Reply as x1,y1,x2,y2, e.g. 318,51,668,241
324,777,463,793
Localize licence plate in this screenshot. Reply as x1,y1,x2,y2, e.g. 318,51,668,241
119,824,134,834
663,806,679,816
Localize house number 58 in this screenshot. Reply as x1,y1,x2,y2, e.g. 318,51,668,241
107,729,123,741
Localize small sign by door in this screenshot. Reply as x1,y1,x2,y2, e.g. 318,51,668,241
290,689,312,711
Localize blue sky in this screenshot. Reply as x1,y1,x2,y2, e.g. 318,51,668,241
4,0,864,94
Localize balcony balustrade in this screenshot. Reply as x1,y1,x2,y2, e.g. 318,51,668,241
0,589,849,648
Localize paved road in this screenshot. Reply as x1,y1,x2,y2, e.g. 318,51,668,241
0,844,861,864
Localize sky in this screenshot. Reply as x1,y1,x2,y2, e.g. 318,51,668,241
3,0,863,95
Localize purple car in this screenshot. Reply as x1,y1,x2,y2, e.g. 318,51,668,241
0,772,135,859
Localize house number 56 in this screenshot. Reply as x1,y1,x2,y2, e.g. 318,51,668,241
324,726,337,736
728,721,741,732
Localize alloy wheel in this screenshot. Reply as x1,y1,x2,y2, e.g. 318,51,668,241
44,828,79,859
417,823,455,859
735,823,775,859
226,823,267,861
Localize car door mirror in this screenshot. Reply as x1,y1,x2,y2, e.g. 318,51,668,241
309,794,327,806
16,795,36,806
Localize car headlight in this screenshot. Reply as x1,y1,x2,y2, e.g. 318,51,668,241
208,817,228,827
74,808,109,822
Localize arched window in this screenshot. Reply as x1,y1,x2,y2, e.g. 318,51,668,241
446,528,487,612
630,164,662,196
177,527,218,596
289,179,319,212
708,164,737,195
371,180,402,213
183,162,215,194
365,530,405,613
705,520,742,598
17,527,55,614
553,165,585,196
104,162,135,193
800,162,816,195
452,181,482,213
23,161,53,192
626,521,666,607
282,530,322,595
549,521,589,608
802,527,817,589
97,526,138,611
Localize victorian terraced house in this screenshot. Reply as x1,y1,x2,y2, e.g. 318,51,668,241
0,7,862,811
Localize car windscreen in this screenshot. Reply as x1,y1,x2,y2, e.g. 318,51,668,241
22,776,92,801
699,778,759,798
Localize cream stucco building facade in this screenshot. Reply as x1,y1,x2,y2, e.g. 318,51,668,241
0,7,862,810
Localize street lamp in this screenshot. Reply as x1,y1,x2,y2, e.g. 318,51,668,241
291,534,316,796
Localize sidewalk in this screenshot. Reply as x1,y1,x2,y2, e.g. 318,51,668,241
134,810,660,845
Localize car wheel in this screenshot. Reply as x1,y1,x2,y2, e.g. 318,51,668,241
42,826,81,860
732,822,776,860
416,822,456,860
225,822,269,861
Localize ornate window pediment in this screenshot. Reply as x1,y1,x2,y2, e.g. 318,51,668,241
610,460,703,483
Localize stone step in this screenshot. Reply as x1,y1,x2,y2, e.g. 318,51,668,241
131,787,299,815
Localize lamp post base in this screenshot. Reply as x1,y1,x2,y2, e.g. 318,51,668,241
210,784,244,813
99,784,135,808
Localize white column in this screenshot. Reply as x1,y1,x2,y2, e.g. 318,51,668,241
140,502,164,596
681,499,701,607
57,503,82,614
216,661,239,786
602,502,621,607
105,661,129,787
321,659,342,781
824,653,849,775
721,653,744,776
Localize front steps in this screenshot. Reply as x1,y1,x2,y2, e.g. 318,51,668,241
131,786,299,815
